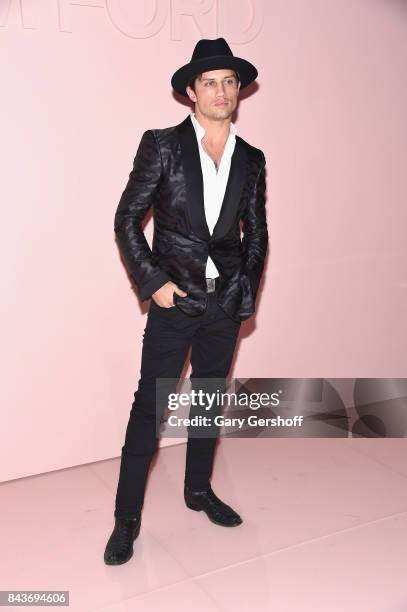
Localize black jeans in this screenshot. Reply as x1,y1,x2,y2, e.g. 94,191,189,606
114,283,241,519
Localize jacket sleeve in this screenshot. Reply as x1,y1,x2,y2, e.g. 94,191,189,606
114,129,171,301
240,151,268,303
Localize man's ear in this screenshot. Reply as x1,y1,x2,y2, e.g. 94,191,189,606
185,85,197,103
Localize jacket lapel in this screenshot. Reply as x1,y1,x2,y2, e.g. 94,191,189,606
177,114,248,242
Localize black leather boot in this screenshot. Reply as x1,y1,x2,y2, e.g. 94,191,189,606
104,516,141,565
184,484,243,527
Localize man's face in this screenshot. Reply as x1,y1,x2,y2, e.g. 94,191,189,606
186,69,240,122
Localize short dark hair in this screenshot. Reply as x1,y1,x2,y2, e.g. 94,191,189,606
187,70,240,93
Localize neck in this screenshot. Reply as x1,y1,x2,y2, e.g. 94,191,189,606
193,108,231,144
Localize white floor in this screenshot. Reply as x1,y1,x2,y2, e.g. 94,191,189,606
2,438,407,611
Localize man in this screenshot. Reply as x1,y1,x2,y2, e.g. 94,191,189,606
104,37,268,565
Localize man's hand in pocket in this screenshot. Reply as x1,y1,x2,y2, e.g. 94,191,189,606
152,281,187,308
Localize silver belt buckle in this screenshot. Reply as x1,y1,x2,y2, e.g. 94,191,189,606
206,277,216,293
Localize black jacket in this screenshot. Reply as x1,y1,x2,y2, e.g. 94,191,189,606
114,114,268,322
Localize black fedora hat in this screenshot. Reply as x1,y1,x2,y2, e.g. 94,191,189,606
171,37,258,97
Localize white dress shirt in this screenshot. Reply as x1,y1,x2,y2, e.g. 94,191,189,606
189,112,237,278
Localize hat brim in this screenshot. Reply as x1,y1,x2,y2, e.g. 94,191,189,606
171,55,258,97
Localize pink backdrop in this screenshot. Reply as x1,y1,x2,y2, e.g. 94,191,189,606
1,0,406,481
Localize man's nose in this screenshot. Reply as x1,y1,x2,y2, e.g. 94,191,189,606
215,82,227,95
